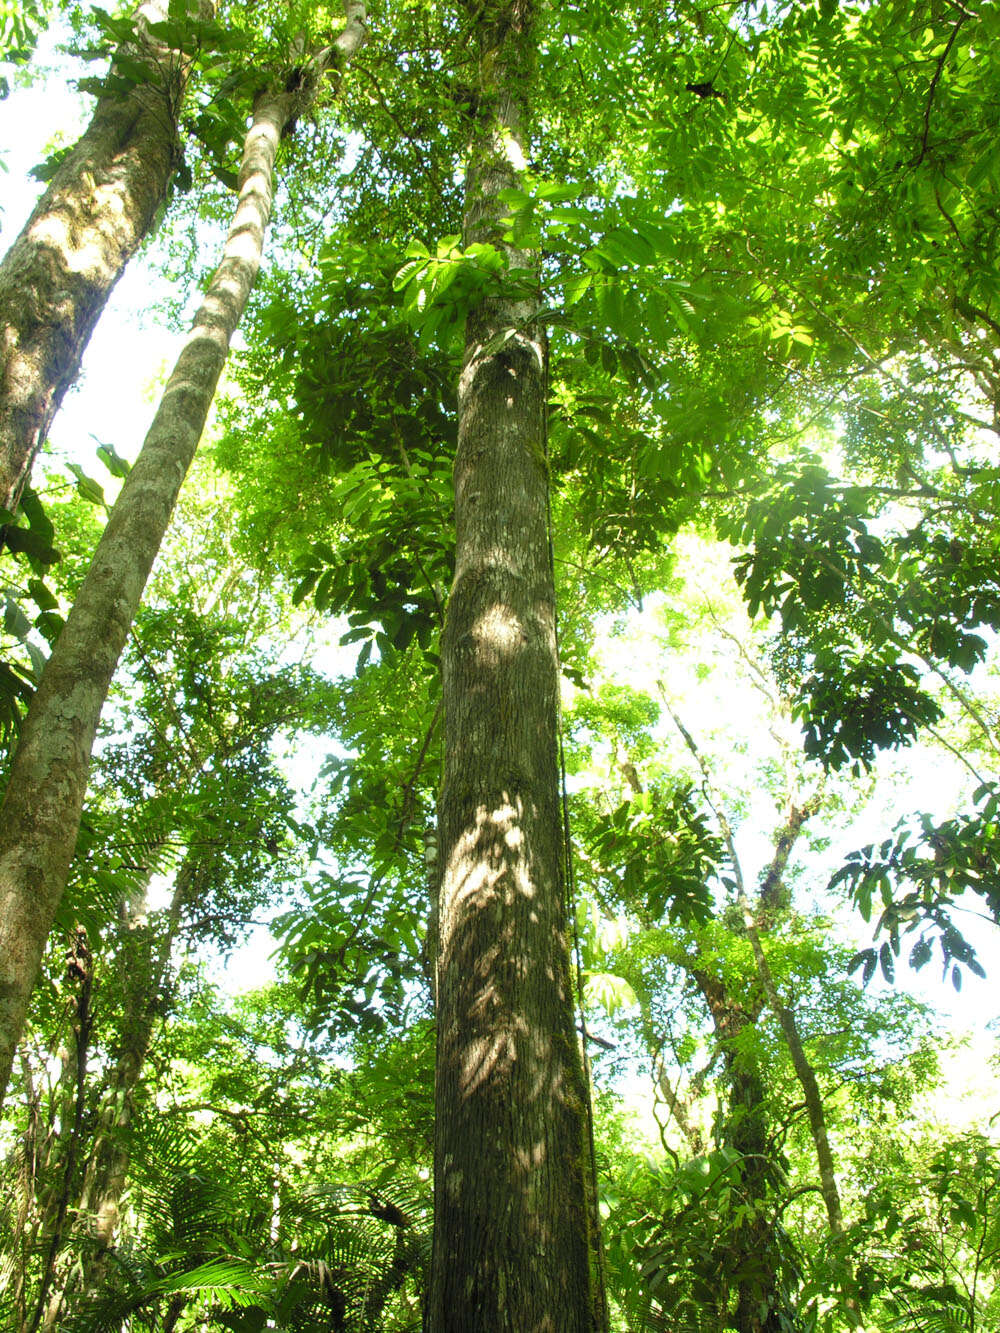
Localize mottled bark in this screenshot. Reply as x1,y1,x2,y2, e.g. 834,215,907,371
430,4,603,1330
0,0,192,514
756,797,819,917
0,2,369,1110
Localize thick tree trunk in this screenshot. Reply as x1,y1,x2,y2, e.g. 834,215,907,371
430,5,602,1330
0,2,369,1109
0,0,191,514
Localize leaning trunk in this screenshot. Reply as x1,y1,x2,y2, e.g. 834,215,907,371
0,0,193,514
430,3,602,1329
0,1,368,1108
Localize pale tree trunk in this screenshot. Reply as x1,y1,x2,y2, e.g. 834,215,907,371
0,0,197,514
60,858,198,1320
0,1,369,1110
430,3,604,1330
650,1042,706,1156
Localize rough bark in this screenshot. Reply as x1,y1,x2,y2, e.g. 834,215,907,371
0,1,369,1110
0,0,193,514
430,5,603,1330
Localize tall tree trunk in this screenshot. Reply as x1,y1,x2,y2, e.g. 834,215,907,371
29,928,93,1333
693,969,788,1333
0,1,369,1110
0,0,194,514
736,796,845,1237
738,906,844,1236
70,859,196,1309
664,702,840,1322
36,859,195,1328
430,4,603,1330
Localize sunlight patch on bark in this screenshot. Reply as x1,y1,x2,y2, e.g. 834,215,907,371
459,1029,520,1095
471,602,525,655
447,796,535,912
513,1140,547,1170
28,208,124,278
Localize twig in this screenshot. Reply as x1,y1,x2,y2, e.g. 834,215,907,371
915,18,966,168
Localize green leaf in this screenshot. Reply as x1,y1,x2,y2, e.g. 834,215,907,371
497,187,532,211
67,462,105,506
563,272,592,307
291,570,319,606
535,181,582,202
95,441,132,478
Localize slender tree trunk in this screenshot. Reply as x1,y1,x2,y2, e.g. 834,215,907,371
430,4,603,1329
739,907,844,1234
163,1294,187,1333
69,859,197,1307
0,1,369,1110
735,794,845,1236
651,1045,705,1155
0,0,195,514
29,929,92,1333
35,863,193,1328
693,969,787,1333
